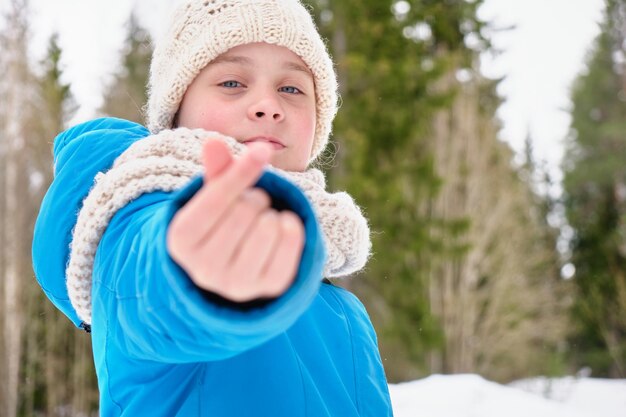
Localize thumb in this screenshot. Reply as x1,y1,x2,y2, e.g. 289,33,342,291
203,139,233,182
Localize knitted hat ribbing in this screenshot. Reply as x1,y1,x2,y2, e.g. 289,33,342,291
146,0,338,163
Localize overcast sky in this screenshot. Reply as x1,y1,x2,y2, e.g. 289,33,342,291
478,0,604,179
4,0,606,180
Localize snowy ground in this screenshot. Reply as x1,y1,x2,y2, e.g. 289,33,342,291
389,374,626,417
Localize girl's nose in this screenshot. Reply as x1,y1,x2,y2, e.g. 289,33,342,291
248,95,284,122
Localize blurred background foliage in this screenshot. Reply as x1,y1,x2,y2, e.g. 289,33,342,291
0,0,624,415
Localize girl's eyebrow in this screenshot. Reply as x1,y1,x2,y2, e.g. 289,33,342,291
284,61,312,76
210,55,312,76
210,55,253,66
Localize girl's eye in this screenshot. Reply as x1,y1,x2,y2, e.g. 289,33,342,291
220,80,243,88
279,86,303,94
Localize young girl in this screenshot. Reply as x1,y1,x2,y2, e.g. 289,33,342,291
32,0,393,415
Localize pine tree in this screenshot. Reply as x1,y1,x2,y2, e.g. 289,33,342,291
0,4,98,411
100,13,152,123
305,0,475,379
305,0,567,381
426,74,569,381
21,33,99,416
563,0,626,378
0,1,33,414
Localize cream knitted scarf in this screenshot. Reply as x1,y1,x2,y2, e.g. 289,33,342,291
67,128,371,325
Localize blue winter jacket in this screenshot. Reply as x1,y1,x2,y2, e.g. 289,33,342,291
32,118,393,416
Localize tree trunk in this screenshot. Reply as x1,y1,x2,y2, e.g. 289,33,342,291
2,1,30,415
4,84,24,417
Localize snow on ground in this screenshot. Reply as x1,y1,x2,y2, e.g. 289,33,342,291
389,374,626,417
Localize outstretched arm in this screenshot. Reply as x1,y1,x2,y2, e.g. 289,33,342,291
34,118,325,362
91,130,325,363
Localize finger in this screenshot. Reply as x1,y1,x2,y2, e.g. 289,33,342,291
227,210,281,300
205,141,271,193
176,142,272,246
203,139,234,181
168,139,234,252
258,212,305,298
203,188,271,274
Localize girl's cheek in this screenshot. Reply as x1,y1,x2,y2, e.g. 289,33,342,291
196,110,231,132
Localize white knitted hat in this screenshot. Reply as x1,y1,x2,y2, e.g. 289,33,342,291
146,0,339,162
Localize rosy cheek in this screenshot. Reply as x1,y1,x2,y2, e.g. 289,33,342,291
195,111,229,132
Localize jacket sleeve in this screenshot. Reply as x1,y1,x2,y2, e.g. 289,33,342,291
85,127,326,363
33,118,150,327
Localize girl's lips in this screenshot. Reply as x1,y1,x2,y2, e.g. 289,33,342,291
242,137,286,150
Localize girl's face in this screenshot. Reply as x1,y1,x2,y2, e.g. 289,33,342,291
177,42,317,172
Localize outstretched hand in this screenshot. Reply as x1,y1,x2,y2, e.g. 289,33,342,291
167,139,305,302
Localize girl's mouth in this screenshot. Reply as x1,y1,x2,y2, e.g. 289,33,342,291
242,136,286,150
